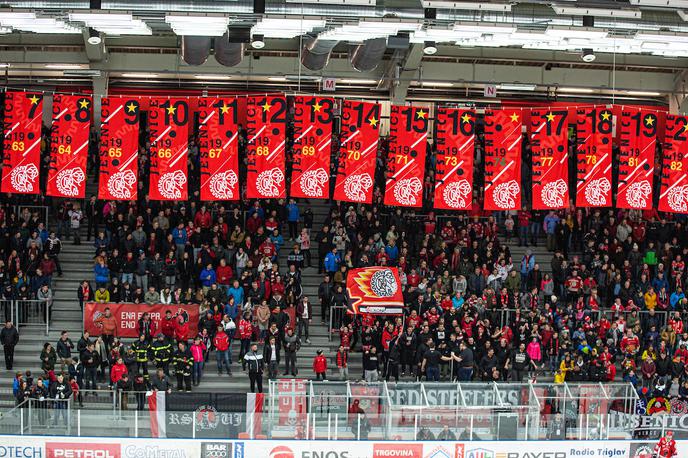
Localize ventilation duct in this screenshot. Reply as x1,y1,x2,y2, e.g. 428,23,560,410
301,37,339,71
181,36,212,66
214,33,245,67
349,37,387,72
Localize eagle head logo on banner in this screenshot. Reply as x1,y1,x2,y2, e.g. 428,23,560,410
346,266,404,315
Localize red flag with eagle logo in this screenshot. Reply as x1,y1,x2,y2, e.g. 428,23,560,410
483,109,523,211
530,109,569,210
617,107,657,210
346,266,404,315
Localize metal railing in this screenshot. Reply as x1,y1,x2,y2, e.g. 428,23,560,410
11,299,51,335
329,305,349,340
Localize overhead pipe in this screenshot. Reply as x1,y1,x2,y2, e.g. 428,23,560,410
181,36,212,66
349,37,387,72
300,37,339,71
214,33,245,67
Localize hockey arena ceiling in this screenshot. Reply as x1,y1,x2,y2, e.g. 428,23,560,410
1,1,688,104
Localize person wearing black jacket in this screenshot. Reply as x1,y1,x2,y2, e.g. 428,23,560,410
399,327,417,377
151,334,172,375
133,374,149,410
57,331,75,372
479,348,499,381
385,336,401,382
31,378,49,426
173,342,192,392
116,373,133,410
46,232,63,276
50,373,72,426
263,336,280,380
245,343,264,393
317,275,333,324
80,343,100,391
1,320,19,370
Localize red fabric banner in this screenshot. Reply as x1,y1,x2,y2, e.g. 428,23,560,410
83,302,199,338
617,108,658,210
98,97,141,200
1,92,43,194
333,101,380,204
434,108,475,210
483,109,523,211
290,96,334,199
659,115,688,213
47,94,92,198
383,105,429,207
148,98,190,201
530,109,570,209
198,97,240,201
246,95,287,199
346,266,404,315
575,107,613,207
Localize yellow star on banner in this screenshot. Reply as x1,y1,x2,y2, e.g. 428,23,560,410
29,95,40,105
417,109,427,119
601,111,611,121
683,123,688,132
262,101,272,112
166,105,176,115
546,112,556,122
461,113,472,124
368,117,378,127
313,101,322,112
645,115,655,126
79,98,89,109
510,112,520,123
220,103,230,114
126,102,137,113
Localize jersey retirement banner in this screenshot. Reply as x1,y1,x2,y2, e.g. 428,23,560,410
246,95,287,199
47,94,92,198
290,96,334,199
198,97,240,201
333,100,380,204
659,115,688,213
484,109,523,211
1,92,43,194
434,108,475,210
617,107,657,210
575,107,613,207
530,109,569,209
148,98,189,201
383,105,429,207
346,266,404,315
98,98,140,200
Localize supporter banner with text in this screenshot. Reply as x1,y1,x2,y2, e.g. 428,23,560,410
617,107,658,210
47,94,92,198
83,302,199,338
148,98,189,201
384,105,429,207
530,109,569,209
659,115,688,213
484,109,523,210
98,97,141,200
198,97,240,201
333,100,380,204
1,92,43,194
575,107,613,207
434,108,475,210
290,96,334,199
246,95,287,199
346,266,404,315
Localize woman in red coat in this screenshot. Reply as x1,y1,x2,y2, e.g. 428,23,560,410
313,350,327,381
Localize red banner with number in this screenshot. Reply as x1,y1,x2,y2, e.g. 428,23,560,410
484,109,523,211
383,105,429,207
333,100,380,204
617,108,657,210
47,94,92,198
2,92,43,194
198,97,240,201
575,107,613,207
659,115,688,213
98,98,140,200
246,95,287,199
530,109,569,210
290,96,334,199
148,98,189,201
434,108,475,210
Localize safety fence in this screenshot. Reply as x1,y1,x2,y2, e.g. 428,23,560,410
1,299,51,335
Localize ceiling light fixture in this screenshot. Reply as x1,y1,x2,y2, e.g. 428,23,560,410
194,74,232,80
498,83,537,91
87,28,101,45
165,14,229,37
423,40,438,55
626,90,663,96
416,81,453,87
421,1,511,11
558,87,595,93
340,78,378,84
551,6,641,19
69,12,151,35
251,34,265,49
581,48,596,62
44,64,85,69
121,72,159,78
268,76,287,81
629,0,688,8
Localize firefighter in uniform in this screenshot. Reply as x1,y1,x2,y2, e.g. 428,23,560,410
151,333,172,375
654,431,677,458
173,340,193,392
131,334,151,379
